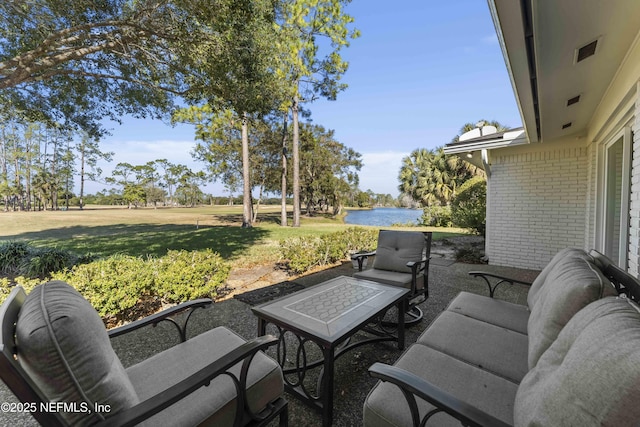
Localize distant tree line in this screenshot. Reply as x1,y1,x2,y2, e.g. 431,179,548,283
0,117,113,211
0,0,359,228
0,114,366,217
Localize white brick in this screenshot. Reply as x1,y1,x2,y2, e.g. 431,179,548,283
488,147,589,269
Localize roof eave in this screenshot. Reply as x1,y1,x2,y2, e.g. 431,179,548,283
444,130,528,155
488,0,540,143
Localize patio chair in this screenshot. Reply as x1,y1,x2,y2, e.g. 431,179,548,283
0,281,288,427
352,230,432,326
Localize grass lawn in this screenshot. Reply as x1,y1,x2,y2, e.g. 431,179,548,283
0,205,468,267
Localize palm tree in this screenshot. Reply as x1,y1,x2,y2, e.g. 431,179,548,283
398,147,485,207
398,149,435,206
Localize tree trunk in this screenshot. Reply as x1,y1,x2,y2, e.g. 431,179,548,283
281,112,288,227
292,93,301,227
252,184,263,223
241,113,252,228
79,142,85,210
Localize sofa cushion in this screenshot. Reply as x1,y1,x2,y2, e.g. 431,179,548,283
526,248,592,308
515,296,640,426
364,344,517,427
353,269,424,290
129,326,284,427
446,291,529,335
416,311,529,383
16,281,139,425
373,231,425,273
527,253,617,368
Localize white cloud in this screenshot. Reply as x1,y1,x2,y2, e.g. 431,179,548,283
106,139,198,168
358,151,409,196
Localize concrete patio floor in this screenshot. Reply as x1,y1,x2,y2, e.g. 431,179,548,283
0,260,538,427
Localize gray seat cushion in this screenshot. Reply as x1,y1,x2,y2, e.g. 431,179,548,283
416,311,529,383
129,326,284,427
364,344,517,427
446,291,529,335
526,254,617,368
353,269,424,290
15,281,139,426
515,296,640,426
373,230,426,273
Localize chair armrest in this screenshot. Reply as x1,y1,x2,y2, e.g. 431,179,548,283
368,363,510,427
95,335,280,427
108,299,212,342
468,271,532,298
406,257,430,272
405,258,431,296
351,251,376,271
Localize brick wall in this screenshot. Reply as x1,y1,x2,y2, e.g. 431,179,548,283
487,147,589,269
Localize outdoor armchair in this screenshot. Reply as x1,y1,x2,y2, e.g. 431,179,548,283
0,281,287,427
352,230,432,325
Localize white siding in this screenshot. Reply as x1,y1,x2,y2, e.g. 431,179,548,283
585,142,598,251
487,147,589,269
629,94,640,276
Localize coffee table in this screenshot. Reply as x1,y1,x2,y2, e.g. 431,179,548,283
251,276,409,427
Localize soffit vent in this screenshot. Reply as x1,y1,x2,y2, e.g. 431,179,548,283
562,122,572,129
575,40,598,63
567,95,581,106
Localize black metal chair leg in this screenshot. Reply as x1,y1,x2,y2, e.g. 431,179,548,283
404,306,423,326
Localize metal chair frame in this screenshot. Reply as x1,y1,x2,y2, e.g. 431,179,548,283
0,286,288,427
352,231,432,326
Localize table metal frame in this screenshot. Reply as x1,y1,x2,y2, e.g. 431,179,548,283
252,276,409,427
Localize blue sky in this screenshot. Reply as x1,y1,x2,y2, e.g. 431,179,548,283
94,0,522,197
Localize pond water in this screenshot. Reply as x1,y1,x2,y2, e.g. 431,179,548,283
344,207,423,227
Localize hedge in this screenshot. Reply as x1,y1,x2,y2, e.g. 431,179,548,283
280,227,378,274
0,242,231,324
451,176,487,235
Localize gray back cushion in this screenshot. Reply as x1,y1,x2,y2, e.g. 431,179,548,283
527,254,617,368
515,297,640,426
16,281,139,425
527,248,591,308
373,230,425,273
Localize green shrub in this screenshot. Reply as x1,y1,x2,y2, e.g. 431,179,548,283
0,241,82,278
154,249,231,303
280,227,378,274
0,276,45,305
279,236,323,273
53,254,155,319
421,205,453,227
451,176,487,235
1,242,231,324
0,241,31,274
20,247,75,278
52,250,231,322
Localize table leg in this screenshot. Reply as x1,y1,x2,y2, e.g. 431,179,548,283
257,317,267,336
397,301,405,350
321,346,335,427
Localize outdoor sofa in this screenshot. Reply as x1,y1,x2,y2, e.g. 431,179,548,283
363,248,640,426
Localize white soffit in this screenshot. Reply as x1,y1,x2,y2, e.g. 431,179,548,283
488,0,640,143
533,0,640,142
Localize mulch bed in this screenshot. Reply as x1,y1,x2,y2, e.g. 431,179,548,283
233,281,305,306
